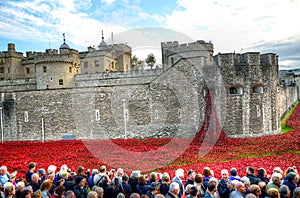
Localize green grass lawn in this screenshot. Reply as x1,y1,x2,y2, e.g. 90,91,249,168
281,101,300,133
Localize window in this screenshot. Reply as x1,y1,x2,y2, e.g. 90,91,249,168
59,79,63,85
171,57,174,65
253,85,264,94
0,67,4,73
154,110,159,120
7,68,10,73
229,87,243,95
26,67,30,74
43,66,47,73
24,111,29,122
69,67,72,73
95,109,100,121
94,60,99,67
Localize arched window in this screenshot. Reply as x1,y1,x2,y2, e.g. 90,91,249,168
229,86,243,95
253,85,264,94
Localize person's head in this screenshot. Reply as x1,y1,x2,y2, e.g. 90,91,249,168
207,180,217,192
279,185,290,198
245,193,256,198
187,170,196,181
4,182,15,196
92,169,98,176
137,175,147,185
47,165,57,174
40,179,53,191
267,188,280,198
28,162,36,171
122,174,129,182
258,181,266,191
271,173,283,185
195,174,203,184
116,193,125,198
87,191,98,198
16,181,25,192
130,171,141,178
241,176,251,187
116,168,124,177
149,172,158,182
286,172,297,183
32,190,42,198
21,188,32,198
273,167,283,175
76,176,86,187
184,184,193,195
150,182,160,194
161,172,170,184
65,190,76,198
38,168,46,178
169,182,180,195
93,187,104,198
230,168,238,177
60,165,68,173
189,186,198,197
293,187,300,198
154,194,165,198
257,168,266,177
235,181,246,193
284,167,297,177
31,173,39,183
203,167,210,177
247,167,255,175
221,169,229,181
130,193,140,198
77,166,85,175
47,171,55,181
0,165,8,175
99,165,106,173
54,186,66,197
249,184,261,197
61,171,69,180
175,169,184,179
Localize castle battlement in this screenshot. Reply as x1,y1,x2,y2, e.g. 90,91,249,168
161,40,214,52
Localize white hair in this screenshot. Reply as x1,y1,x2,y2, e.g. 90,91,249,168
241,176,250,185
16,181,25,189
221,169,229,175
47,165,57,173
169,182,179,192
4,182,14,189
175,169,184,177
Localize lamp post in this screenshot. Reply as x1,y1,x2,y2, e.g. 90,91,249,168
122,99,127,139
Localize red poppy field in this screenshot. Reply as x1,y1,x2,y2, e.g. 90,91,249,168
1,104,300,180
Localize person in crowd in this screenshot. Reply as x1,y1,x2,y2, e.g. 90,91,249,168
185,170,196,187
77,167,87,180
20,186,33,198
87,191,98,198
186,186,198,198
92,187,104,198
145,182,160,198
136,175,149,196
130,193,140,198
171,169,184,198
266,188,279,198
98,175,113,198
182,184,193,198
111,177,122,198
218,169,232,198
246,167,261,185
4,182,15,198
88,169,98,189
245,194,256,198
256,169,269,184
94,166,107,186
165,182,180,198
0,166,10,186
154,194,165,198
65,190,76,198
38,169,47,182
204,180,217,198
194,174,205,198
32,190,42,198
26,162,37,183
16,181,25,198
55,165,69,183
257,181,267,198
116,169,124,181
249,185,261,198
229,181,246,198
282,172,298,195
266,173,282,191
202,167,211,189
47,166,57,176
273,168,283,176
129,171,141,194
40,179,53,198
293,187,300,198
159,173,170,197
229,168,241,182
73,176,90,198
278,185,290,198
148,173,158,185
119,175,132,198
241,177,251,194
61,172,75,191
30,173,41,192
51,186,66,198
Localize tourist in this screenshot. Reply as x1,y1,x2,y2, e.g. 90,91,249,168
282,172,298,195
93,166,106,186
293,187,300,198
29,173,41,192
15,181,25,198
266,173,282,191
266,188,279,198
128,171,141,194
51,186,66,198
88,169,98,189
194,174,205,198
119,175,132,198
159,173,170,196
246,167,261,185
258,181,267,198
4,182,15,198
218,169,232,198
37,169,47,182
73,176,90,198
186,186,198,198
229,181,246,198
87,191,98,198
204,180,217,198
229,168,241,182
171,169,184,197
147,173,158,185
145,182,160,198
91,186,103,198
278,185,290,198
136,175,149,196
249,185,261,198
165,182,180,198
202,167,211,189
32,190,42,198
26,163,37,183
256,169,269,184
65,190,76,198
40,179,53,198
0,166,10,186
185,170,196,187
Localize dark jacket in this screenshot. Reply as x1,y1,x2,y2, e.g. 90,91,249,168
26,171,34,183
184,179,194,187
119,182,132,198
99,183,113,198
128,177,138,193
283,180,297,195
29,181,41,192
64,180,76,191
165,191,179,198
160,183,169,196
136,183,149,196
247,174,261,185
73,185,89,198
218,179,232,198
171,176,184,198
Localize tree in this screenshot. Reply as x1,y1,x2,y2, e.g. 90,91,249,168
131,55,142,70
145,53,156,69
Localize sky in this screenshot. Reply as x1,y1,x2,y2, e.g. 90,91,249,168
0,0,300,69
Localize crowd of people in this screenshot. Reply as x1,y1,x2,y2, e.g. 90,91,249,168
0,163,299,198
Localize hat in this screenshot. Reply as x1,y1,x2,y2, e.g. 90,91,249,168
38,168,46,175
187,170,194,176
92,169,98,175
76,176,85,185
